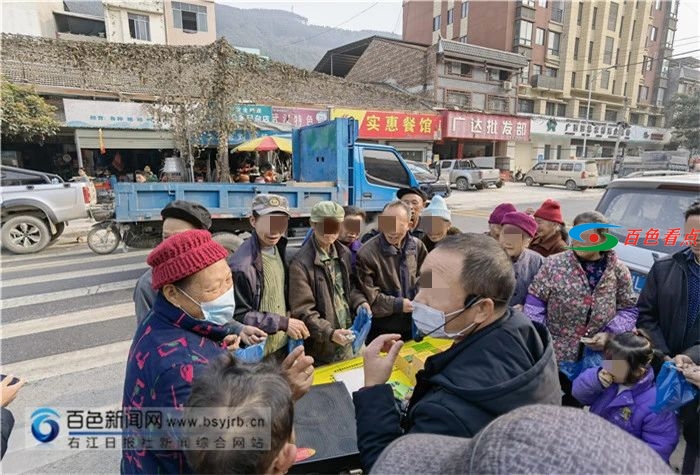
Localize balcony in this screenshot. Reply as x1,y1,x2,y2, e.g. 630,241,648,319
516,6,536,21
530,74,564,91
550,8,564,23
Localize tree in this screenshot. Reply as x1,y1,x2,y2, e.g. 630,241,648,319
1,77,60,143
669,92,700,153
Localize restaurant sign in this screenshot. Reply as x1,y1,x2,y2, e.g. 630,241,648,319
443,112,530,142
331,108,441,140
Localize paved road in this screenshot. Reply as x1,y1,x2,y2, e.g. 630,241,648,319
0,187,604,474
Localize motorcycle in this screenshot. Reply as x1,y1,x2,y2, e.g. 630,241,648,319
513,169,525,182
87,206,161,255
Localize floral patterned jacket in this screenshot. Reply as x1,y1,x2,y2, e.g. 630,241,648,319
524,250,638,362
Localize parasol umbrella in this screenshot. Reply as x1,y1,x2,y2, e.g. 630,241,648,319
233,136,292,153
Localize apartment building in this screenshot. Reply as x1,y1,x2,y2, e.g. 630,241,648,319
404,0,676,163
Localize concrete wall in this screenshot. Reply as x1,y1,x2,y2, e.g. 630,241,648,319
402,0,433,45
2,1,63,38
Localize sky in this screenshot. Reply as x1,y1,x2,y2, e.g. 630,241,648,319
225,0,700,58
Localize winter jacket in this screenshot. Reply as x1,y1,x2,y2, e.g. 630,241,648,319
360,227,425,244
121,293,230,474
510,248,545,306
1,407,14,460
529,231,567,258
355,234,427,341
572,367,679,462
637,248,700,359
343,239,362,272
420,226,462,253
288,238,367,365
524,250,638,362
353,308,561,471
133,269,156,325
228,234,290,334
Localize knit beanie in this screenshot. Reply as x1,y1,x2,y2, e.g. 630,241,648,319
148,229,228,290
488,203,517,224
422,195,451,221
534,199,564,225
501,212,538,238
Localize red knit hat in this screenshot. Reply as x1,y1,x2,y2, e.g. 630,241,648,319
147,229,228,290
501,212,538,238
534,199,564,225
489,203,517,224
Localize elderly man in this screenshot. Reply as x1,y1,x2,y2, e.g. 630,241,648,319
289,201,370,365
361,187,428,243
230,194,310,358
355,200,427,342
353,233,561,471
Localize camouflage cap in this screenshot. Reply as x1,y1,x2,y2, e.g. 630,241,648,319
310,201,345,223
252,194,291,216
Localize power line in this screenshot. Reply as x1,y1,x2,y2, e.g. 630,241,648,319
284,3,380,47
568,47,700,75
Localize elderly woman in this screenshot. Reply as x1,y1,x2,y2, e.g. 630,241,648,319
121,230,314,475
420,195,461,252
524,211,638,407
486,203,517,239
498,211,544,307
529,199,569,257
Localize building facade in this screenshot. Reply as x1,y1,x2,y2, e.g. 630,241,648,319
163,0,216,46
103,0,167,44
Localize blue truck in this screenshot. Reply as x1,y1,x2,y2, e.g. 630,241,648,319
87,118,420,254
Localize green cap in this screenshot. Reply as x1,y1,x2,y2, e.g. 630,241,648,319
310,201,344,223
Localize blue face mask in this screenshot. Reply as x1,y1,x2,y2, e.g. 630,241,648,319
179,286,236,326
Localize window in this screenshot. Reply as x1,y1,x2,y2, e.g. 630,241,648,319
573,37,580,59
619,16,624,38
608,2,618,31
433,15,441,31
666,29,675,48
671,0,679,17
615,48,620,65
648,116,657,126
364,149,411,188
588,41,594,64
560,162,574,171
627,51,631,71
488,69,509,82
538,0,547,6
459,35,468,43
556,145,563,160
592,7,597,29
612,79,616,93
545,161,559,171
656,87,665,104
585,74,590,89
661,58,669,76
519,99,535,113
461,1,469,17
638,85,649,101
603,36,614,64
447,61,472,77
650,26,657,42
128,13,150,41
173,1,208,32
571,71,577,87
579,104,592,119
600,69,610,88
533,64,542,76
446,90,471,107
556,103,566,116
545,101,557,115
516,20,533,46
520,61,530,82
631,20,636,39
574,162,583,172
0,169,51,187
605,109,618,121
545,67,558,77
447,8,454,24
548,31,560,56
655,0,661,9
536,28,545,45
623,81,628,95
488,96,509,112
522,0,535,6
630,112,640,125
643,56,653,72
577,2,583,25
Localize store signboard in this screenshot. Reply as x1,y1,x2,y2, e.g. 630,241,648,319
63,99,157,129
443,111,529,141
331,108,441,140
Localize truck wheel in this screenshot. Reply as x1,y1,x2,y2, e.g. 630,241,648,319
456,177,469,191
475,183,485,190
524,177,534,187
496,181,504,188
49,222,66,242
212,232,244,255
87,225,121,254
1,215,51,254
565,180,578,191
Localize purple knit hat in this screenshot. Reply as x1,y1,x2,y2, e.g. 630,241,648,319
501,211,538,238
488,203,517,224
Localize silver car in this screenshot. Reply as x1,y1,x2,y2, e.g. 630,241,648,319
595,174,700,294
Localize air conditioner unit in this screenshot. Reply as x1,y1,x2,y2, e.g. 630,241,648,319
502,81,513,91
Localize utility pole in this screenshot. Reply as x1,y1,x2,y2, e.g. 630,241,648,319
611,121,629,182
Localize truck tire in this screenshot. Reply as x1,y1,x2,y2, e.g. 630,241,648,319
49,222,66,242
496,181,504,188
212,232,244,255
456,177,470,191
565,180,578,191
87,225,121,255
1,215,51,254
525,177,534,187
475,183,485,190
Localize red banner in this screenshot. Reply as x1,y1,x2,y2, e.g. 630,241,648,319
443,112,530,142
331,108,441,140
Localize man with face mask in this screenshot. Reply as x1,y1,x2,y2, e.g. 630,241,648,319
229,194,310,358
355,201,427,342
352,233,561,472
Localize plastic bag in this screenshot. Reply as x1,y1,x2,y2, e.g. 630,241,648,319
234,341,265,363
350,307,372,355
559,347,604,381
650,361,699,413
287,338,304,354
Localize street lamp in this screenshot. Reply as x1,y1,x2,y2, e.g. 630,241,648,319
581,66,616,158
611,121,629,182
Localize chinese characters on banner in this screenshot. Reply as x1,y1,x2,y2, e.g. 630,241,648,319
272,107,328,127
443,112,530,142
624,228,699,247
331,108,442,140
232,105,273,123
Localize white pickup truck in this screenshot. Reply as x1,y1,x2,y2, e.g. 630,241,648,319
438,159,503,191
1,166,95,254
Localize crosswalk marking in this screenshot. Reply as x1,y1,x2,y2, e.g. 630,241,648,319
1,303,134,339
1,263,147,288
451,209,492,218
0,280,137,310
1,249,150,272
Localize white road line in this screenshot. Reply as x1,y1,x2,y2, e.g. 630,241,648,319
0,280,137,310
1,340,132,382
0,246,96,264
1,249,149,273
1,263,147,288
1,303,135,339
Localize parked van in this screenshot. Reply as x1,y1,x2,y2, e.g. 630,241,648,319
523,159,598,190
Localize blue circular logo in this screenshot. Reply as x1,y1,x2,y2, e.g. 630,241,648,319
31,408,60,443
